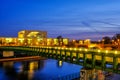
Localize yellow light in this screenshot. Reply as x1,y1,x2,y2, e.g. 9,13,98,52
65,48,68,50
72,39,76,42
112,40,114,42
74,48,77,51
98,50,101,53
85,49,88,52
98,40,101,42
36,42,39,45
79,48,82,51
102,39,104,41
118,39,120,41
29,62,34,70
18,38,24,40
106,50,108,53
115,51,117,54
59,60,62,67
70,48,72,50
27,32,39,37
58,47,60,49
6,38,13,42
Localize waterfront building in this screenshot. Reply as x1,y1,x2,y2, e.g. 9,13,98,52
47,38,69,46
18,30,47,38
47,38,53,46
0,30,69,46
18,30,47,46
0,37,17,46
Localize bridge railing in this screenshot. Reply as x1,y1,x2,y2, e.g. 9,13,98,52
0,46,120,74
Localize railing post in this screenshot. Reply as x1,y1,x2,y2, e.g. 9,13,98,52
42,48,45,56
113,54,118,72
57,49,61,60
70,50,73,62
60,49,62,60
38,47,40,56
47,48,50,57
52,48,56,59
76,51,79,63
64,49,67,61
92,52,95,68
102,53,105,70
83,51,87,66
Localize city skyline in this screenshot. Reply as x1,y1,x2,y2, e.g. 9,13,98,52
0,0,120,40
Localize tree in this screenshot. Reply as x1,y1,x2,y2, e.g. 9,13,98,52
112,33,120,40
112,33,120,50
102,36,111,44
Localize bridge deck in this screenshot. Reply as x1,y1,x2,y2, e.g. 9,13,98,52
0,46,120,74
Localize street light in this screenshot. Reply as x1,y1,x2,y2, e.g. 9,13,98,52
115,51,117,54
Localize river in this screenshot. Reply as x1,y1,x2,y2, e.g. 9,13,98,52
0,52,120,80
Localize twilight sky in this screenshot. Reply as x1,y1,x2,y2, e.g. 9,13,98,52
0,0,120,40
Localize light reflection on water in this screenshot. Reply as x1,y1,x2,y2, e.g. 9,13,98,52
0,59,82,80
0,59,120,80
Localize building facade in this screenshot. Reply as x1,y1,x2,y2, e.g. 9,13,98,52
18,30,47,38
0,30,69,46
18,30,47,46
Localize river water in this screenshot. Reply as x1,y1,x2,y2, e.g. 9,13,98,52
0,52,120,80
0,59,82,80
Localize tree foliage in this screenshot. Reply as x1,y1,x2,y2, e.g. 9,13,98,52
112,33,120,40
112,33,120,50
102,36,111,44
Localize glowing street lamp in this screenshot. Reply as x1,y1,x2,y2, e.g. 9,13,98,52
98,50,101,53
105,50,108,53
115,51,117,54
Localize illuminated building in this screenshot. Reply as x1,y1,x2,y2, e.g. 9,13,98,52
63,38,69,45
18,30,47,38
46,38,69,46
84,39,91,45
47,38,53,46
18,30,47,46
53,38,59,46
79,40,84,44
0,30,69,46
0,37,17,46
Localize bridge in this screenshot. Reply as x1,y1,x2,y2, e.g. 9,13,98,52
0,46,120,74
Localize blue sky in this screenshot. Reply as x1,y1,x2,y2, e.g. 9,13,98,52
0,0,120,40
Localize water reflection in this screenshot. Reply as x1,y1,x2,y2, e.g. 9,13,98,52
0,60,45,80
57,60,63,67
0,59,83,80
79,67,120,80
0,59,120,80
3,62,17,80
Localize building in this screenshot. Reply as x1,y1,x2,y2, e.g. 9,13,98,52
18,30,47,38
46,38,69,46
18,30,47,46
0,30,69,46
0,37,17,46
